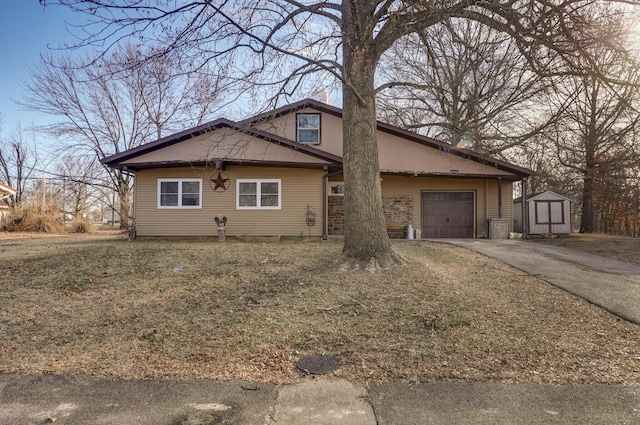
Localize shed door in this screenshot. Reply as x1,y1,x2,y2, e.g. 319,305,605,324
534,200,565,233
421,191,475,238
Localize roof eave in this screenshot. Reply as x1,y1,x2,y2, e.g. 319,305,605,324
102,115,342,170
101,118,237,167
247,98,534,178
102,98,533,178
116,159,339,172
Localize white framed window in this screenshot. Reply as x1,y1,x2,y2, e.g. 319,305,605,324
158,179,202,209
328,182,344,196
297,113,320,144
236,179,281,210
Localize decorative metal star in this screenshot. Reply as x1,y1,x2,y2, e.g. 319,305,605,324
210,172,230,192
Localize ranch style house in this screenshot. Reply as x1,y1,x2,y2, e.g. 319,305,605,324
101,99,533,239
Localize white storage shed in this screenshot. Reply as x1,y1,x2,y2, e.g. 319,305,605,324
514,191,572,235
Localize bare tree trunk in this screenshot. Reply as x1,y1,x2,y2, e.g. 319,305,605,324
580,94,598,234
115,173,131,230
118,193,130,230
338,4,403,271
580,174,595,233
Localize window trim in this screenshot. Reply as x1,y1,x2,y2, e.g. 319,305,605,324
328,181,345,196
296,113,321,144
157,178,203,209
236,179,282,210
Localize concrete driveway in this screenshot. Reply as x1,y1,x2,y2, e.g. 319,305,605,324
439,239,640,325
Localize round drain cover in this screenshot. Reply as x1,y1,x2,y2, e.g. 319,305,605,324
296,354,341,374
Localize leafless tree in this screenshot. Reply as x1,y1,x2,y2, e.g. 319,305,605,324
509,136,572,196
544,34,640,233
51,154,103,220
0,124,39,209
377,20,548,157
40,0,638,268
21,44,224,228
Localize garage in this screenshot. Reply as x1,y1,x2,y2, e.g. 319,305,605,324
421,191,475,238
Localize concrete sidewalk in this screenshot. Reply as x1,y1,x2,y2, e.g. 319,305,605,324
440,239,640,325
2,374,639,424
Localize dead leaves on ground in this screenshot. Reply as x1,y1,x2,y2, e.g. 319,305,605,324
1,236,640,386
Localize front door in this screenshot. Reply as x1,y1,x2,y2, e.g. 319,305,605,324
421,191,475,238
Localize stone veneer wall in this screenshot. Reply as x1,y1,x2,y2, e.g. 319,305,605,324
327,195,413,236
327,195,345,235
383,195,413,226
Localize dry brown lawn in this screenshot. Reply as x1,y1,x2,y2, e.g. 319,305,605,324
530,232,640,266
1,231,640,387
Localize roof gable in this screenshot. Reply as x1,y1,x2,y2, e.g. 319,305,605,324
103,118,342,171
243,99,532,178
529,191,572,202
514,191,572,203
101,98,533,179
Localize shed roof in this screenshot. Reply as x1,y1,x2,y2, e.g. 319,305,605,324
514,190,572,203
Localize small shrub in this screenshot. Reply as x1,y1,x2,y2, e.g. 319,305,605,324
70,219,97,234
23,213,64,233
1,206,64,233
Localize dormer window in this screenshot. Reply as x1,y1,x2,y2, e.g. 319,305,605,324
297,113,320,144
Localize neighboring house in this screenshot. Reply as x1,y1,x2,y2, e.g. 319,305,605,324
0,182,16,225
514,191,572,235
101,99,533,239
0,199,9,224
0,182,16,199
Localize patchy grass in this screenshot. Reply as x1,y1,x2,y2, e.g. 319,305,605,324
530,232,640,266
1,234,640,386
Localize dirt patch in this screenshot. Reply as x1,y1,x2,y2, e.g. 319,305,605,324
1,233,640,386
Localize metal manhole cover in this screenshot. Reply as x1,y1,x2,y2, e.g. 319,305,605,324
296,354,341,374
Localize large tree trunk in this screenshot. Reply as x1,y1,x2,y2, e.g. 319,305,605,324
580,100,598,234
116,173,131,231
580,173,595,233
338,2,404,271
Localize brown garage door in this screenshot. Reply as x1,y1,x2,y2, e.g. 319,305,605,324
421,191,475,238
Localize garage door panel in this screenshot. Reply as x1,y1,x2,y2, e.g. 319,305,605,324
421,191,475,238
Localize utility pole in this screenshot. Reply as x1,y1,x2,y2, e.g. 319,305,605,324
41,176,47,213
62,171,66,223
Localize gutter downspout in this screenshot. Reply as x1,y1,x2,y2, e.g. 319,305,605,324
522,178,529,239
498,177,503,219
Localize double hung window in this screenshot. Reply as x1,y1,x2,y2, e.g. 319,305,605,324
297,113,320,144
237,179,281,209
158,179,202,208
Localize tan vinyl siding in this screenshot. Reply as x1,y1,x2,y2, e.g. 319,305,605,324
380,175,513,238
122,127,333,167
484,179,513,234
253,108,345,157
259,110,518,178
134,166,324,237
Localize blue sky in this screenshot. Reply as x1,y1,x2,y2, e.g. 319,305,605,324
0,2,337,139
0,2,83,133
